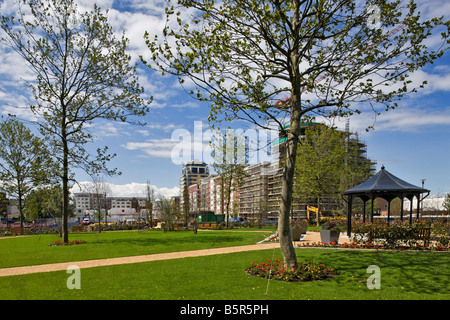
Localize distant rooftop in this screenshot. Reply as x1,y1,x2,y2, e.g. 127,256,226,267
184,159,208,165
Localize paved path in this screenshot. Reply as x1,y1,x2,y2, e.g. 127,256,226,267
0,232,350,277
0,243,280,277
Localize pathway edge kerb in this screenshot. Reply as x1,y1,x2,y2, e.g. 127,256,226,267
0,243,280,277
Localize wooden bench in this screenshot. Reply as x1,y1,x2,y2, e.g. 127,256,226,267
71,225,88,233
198,223,217,229
10,227,24,236
367,230,380,243
415,227,431,246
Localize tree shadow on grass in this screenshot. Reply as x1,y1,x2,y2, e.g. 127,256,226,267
94,232,247,249
316,249,450,295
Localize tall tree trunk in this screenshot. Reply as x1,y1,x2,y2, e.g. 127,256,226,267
278,98,302,270
18,188,24,234
62,129,69,242
16,176,23,232
278,0,303,269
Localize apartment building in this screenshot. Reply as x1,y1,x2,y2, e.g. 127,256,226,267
187,173,239,217
108,197,147,209
238,121,376,220
179,121,375,222
180,160,210,210
200,175,219,212
73,193,106,216
73,193,147,222
188,184,200,213
238,162,270,219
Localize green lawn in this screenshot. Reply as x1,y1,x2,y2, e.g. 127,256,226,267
0,230,449,300
0,229,273,268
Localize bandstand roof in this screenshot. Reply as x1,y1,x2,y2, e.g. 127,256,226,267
343,166,430,201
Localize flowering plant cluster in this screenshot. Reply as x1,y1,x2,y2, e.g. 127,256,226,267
258,233,279,243
295,241,448,251
351,220,449,250
246,258,339,282
49,240,86,246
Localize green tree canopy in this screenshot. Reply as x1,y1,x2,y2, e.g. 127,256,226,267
294,125,347,214
26,185,71,221
0,117,56,229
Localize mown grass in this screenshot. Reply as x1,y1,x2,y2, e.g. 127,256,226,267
0,230,448,300
0,229,272,268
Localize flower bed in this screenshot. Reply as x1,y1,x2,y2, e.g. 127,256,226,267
295,241,448,251
49,240,86,246
246,258,339,282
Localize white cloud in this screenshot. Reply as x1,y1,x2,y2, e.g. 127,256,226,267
366,105,450,133
94,122,122,137
146,122,179,132
318,103,450,134
377,108,450,132
72,180,180,198
135,129,151,137
122,128,212,164
171,101,200,109
419,1,450,22
122,138,176,158
404,69,450,94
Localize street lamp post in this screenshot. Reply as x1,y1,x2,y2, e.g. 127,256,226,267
421,179,426,218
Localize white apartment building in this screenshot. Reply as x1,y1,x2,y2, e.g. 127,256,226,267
73,193,148,222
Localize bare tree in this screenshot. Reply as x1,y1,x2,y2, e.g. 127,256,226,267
158,196,177,232
145,180,155,228
83,175,110,233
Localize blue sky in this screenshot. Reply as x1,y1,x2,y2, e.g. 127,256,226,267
0,0,449,202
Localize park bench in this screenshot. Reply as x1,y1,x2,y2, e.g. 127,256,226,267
198,223,217,229
414,227,431,246
10,227,24,236
71,225,87,233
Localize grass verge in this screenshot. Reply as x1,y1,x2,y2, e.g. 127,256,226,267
0,229,273,268
0,247,448,300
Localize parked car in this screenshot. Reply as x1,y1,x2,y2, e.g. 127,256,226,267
81,218,90,225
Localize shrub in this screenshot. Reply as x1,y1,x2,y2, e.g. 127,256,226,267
351,220,449,249
431,221,450,247
49,240,86,246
